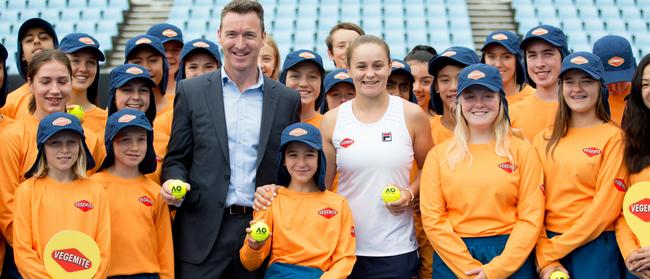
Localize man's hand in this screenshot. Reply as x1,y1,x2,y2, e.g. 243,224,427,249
161,179,191,207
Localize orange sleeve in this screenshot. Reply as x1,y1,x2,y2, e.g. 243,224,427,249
239,207,273,271
94,188,112,279
13,181,51,278
483,145,545,278
321,200,356,279
0,129,24,246
615,214,640,261
420,148,482,277
536,134,626,268
86,130,106,175
155,194,174,279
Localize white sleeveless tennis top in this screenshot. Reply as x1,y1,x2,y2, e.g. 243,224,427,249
333,95,417,256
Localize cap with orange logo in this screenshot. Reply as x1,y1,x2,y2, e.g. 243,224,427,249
277,123,326,190
560,52,610,115
481,30,525,86
124,34,169,95
592,35,636,85
108,64,157,123
428,46,480,115
100,109,157,173
457,63,510,122
59,33,105,61
390,58,417,104
177,38,223,79
146,23,183,44
520,25,569,57
280,49,326,110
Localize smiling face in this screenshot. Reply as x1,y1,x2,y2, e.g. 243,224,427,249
112,126,148,168
386,72,412,101
326,83,355,109
30,60,71,115
44,131,81,174
67,50,98,92
484,45,517,85
21,27,55,63
460,85,501,129
258,43,277,78
284,141,318,185
642,65,650,109
434,64,463,114
408,60,433,110
127,47,164,86
561,69,600,115
348,43,391,98
525,41,562,89
163,41,183,76
184,51,219,79
218,11,266,74
328,29,361,69
285,62,322,109
114,80,151,112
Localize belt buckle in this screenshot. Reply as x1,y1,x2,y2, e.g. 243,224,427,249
229,205,247,215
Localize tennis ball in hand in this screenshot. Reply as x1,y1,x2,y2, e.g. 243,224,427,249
67,105,84,121
381,184,401,203
169,180,187,200
549,271,569,279
250,221,270,242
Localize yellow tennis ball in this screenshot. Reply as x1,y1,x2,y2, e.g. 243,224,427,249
382,184,401,203
169,180,187,200
250,221,270,242
67,105,85,121
549,271,569,279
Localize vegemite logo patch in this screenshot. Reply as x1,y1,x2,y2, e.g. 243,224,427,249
78,37,95,45
498,162,516,173
74,200,94,212
289,128,308,137
192,41,210,48
118,114,136,123
608,56,625,67
570,56,589,65
531,28,548,36
582,147,602,157
138,196,154,207
135,38,152,45
298,51,316,59
351,226,356,237
126,66,144,75
318,207,338,219
382,132,392,142
629,198,650,222
441,51,456,57
334,72,350,80
162,29,178,38
53,117,72,126
614,178,627,192
392,60,405,69
467,70,485,80
340,138,354,148
491,33,508,41
51,248,92,272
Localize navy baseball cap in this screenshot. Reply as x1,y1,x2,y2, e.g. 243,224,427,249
124,34,169,95
59,33,105,106
107,64,157,124
0,43,8,107
592,35,636,85
177,39,222,80
320,68,355,113
520,25,570,57
146,23,183,45
428,46,480,115
457,63,510,122
276,123,327,191
390,58,417,104
559,51,610,115
16,18,59,80
481,30,526,86
280,49,325,110
25,112,95,178
100,109,157,174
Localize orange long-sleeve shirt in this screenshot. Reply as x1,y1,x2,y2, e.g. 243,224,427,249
430,116,454,145
507,84,535,105
91,171,173,278
240,187,356,279
81,106,108,135
303,114,324,128
532,122,626,268
615,167,649,260
145,130,169,184
13,176,111,279
510,94,558,141
609,90,628,126
0,114,105,246
0,116,14,273
0,84,30,120
153,109,173,137
420,136,545,278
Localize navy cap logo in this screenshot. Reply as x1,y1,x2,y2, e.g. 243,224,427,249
192,41,210,48
491,33,508,41
608,56,625,67
531,28,548,36
570,56,589,65
298,51,316,59
289,127,308,136
135,38,152,45
334,72,350,80
118,114,136,123
467,70,486,80
125,66,144,75
78,37,95,45
441,50,456,57
52,117,72,126
162,29,178,37
392,61,405,68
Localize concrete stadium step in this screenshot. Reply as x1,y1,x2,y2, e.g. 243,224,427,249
467,0,518,51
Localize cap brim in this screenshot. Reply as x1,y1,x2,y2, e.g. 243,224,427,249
324,79,354,95
114,76,157,89
280,138,322,152
482,41,520,56
458,82,502,96
62,45,106,61
26,129,95,177
521,36,562,51
391,68,415,83
560,66,602,81
428,56,469,76
603,68,635,84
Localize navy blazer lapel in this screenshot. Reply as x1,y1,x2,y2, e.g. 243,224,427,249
204,71,230,163
256,77,279,167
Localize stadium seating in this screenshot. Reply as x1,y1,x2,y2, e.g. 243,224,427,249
169,0,474,70
512,0,648,59
0,0,128,74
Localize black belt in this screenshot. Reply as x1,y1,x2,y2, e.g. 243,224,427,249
226,205,253,215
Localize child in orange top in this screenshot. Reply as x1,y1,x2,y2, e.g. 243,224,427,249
533,52,627,278
421,64,544,278
59,33,107,134
0,42,11,275
481,30,533,104
405,45,437,117
240,123,356,278
13,112,111,278
92,109,173,278
280,50,325,128
617,54,650,279
593,35,636,125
